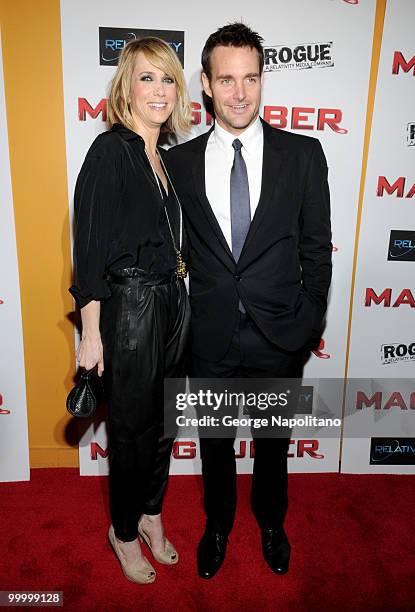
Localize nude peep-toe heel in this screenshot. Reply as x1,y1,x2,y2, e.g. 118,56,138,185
108,525,156,583
137,526,179,565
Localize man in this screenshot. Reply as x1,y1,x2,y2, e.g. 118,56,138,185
169,23,332,578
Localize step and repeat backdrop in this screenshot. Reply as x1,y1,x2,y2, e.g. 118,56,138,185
60,0,378,477
1,0,413,482
343,0,415,473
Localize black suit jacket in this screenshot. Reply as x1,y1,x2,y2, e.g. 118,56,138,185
168,118,332,361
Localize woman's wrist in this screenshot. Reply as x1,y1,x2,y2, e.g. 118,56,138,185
81,331,101,342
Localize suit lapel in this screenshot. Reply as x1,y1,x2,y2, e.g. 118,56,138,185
189,120,285,269
191,131,235,265
239,119,285,261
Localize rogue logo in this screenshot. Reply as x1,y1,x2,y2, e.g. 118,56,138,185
364,288,415,308
356,391,415,410
392,51,415,75
381,342,415,365
377,176,415,198
99,27,184,66
370,438,415,465
388,230,415,261
407,123,415,146
264,42,333,72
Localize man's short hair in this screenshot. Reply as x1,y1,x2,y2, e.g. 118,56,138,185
201,22,264,81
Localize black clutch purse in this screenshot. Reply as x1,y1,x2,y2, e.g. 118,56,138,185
66,367,104,418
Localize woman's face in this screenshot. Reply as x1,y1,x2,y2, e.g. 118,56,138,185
129,51,177,131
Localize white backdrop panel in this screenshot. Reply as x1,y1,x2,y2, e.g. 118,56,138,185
0,29,30,483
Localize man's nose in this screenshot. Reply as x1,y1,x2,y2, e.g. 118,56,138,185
233,82,246,100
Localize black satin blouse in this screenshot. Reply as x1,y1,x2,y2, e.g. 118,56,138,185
69,124,180,309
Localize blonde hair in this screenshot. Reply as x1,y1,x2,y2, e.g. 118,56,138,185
108,37,192,134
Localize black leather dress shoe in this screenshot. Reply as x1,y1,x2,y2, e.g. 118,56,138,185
197,528,228,579
261,528,290,574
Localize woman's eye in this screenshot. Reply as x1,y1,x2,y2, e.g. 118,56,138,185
163,77,174,84
140,75,152,81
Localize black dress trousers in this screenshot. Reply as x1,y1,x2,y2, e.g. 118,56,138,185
100,268,190,542
192,312,305,535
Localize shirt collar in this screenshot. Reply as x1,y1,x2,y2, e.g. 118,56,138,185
213,116,262,154
111,122,144,143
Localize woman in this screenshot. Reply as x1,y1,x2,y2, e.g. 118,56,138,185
69,37,191,584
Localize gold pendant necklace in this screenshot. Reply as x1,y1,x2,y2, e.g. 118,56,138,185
175,249,187,279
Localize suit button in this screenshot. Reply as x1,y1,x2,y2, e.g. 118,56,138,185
235,275,241,281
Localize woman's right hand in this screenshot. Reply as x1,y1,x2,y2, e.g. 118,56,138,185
77,334,104,376
78,300,104,376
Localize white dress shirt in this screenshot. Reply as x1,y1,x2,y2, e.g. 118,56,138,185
205,116,264,249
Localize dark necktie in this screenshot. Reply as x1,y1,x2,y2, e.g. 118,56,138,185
230,139,251,261
230,139,251,313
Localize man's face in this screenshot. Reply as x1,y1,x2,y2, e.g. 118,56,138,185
202,45,262,136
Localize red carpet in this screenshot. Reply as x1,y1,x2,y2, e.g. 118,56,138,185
0,469,414,611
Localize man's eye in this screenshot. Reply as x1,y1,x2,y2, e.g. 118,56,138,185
221,79,231,85
247,77,257,84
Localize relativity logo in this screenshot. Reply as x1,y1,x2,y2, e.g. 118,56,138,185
388,230,415,261
99,27,184,66
370,438,415,465
264,42,334,72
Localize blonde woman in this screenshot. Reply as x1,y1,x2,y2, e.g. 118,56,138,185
69,37,191,584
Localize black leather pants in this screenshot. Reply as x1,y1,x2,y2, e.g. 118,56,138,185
100,268,190,542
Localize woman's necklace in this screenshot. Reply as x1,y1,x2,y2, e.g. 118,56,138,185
144,148,187,279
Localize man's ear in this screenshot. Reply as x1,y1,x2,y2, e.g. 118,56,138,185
201,71,212,98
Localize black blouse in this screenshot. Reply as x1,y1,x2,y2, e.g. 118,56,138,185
69,124,180,309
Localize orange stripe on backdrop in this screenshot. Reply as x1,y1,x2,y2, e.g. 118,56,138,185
0,0,77,467
340,0,387,462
